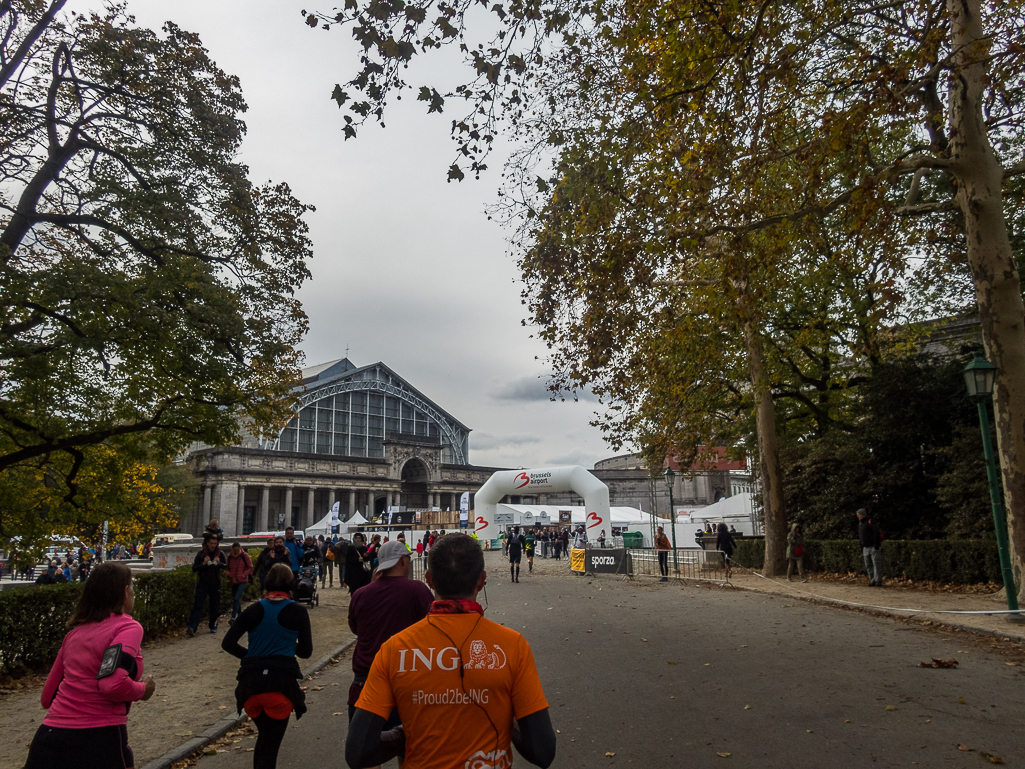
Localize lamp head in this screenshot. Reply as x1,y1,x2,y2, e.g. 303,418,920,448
963,353,996,403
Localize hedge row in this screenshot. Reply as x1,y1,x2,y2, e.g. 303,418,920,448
0,564,261,674
731,538,1002,584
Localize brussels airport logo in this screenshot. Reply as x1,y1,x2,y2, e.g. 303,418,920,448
465,750,511,769
514,470,553,489
475,516,488,532
586,511,604,529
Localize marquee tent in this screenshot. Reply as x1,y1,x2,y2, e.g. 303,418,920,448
305,510,368,539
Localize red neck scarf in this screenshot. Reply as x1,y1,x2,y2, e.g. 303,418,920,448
429,599,484,616
265,591,291,601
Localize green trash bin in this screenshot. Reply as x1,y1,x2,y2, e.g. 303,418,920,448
621,531,644,548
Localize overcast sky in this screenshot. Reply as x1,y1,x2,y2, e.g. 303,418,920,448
115,0,619,470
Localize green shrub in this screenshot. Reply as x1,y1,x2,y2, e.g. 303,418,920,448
731,538,1001,583
0,563,261,674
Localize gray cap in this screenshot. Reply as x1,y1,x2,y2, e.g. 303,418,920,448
856,508,867,517
376,540,410,571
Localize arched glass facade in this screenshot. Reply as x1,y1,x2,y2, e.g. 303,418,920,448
273,362,469,464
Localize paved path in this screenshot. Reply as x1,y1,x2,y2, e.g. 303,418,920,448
190,552,1025,769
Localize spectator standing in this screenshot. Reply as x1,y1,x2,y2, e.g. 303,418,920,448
857,509,883,586
655,526,671,583
187,536,227,636
227,542,255,624
573,526,588,550
24,562,156,769
333,536,350,588
366,534,383,571
346,540,433,760
253,537,277,593
281,527,304,580
786,524,809,583
345,533,372,595
525,530,536,575
346,534,556,769
552,533,562,561
222,563,312,769
715,523,735,580
318,536,334,588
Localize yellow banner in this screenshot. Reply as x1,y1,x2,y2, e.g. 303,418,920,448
570,548,586,573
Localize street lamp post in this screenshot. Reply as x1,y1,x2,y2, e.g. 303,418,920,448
962,353,1023,621
663,468,679,579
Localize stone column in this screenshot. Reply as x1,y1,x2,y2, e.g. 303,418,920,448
328,488,336,519
306,487,316,529
348,489,356,518
202,485,212,524
259,486,270,532
235,484,246,537
284,487,293,529
366,489,375,517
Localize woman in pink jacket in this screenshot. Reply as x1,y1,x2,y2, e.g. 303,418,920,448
26,561,156,769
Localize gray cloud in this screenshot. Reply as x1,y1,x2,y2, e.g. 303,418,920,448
492,375,597,403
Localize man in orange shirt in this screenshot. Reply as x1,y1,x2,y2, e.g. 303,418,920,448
345,534,556,769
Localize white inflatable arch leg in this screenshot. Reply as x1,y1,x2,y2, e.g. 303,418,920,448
473,466,611,541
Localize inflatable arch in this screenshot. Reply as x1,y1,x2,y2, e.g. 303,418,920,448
473,466,611,541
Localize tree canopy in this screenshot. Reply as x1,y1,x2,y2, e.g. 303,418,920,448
1,1,314,545
316,0,1025,594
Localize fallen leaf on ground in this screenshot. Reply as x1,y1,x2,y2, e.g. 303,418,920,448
332,712,345,716
716,752,731,758
958,697,967,704
918,658,958,668
668,661,676,665
641,638,648,642
744,705,751,710
311,686,324,691
980,752,1003,764
605,752,616,757
957,744,972,752
886,705,898,711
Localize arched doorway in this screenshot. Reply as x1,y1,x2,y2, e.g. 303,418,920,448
401,458,429,509
373,495,388,517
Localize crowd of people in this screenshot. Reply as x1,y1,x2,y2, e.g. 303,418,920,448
26,533,557,769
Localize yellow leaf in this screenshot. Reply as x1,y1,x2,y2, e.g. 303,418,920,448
886,705,897,711
716,752,732,758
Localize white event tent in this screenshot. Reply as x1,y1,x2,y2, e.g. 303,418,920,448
305,510,368,539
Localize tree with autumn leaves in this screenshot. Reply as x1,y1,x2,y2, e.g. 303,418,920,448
315,0,1025,590
1,1,313,548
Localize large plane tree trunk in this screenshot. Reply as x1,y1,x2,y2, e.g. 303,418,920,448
950,0,1025,602
742,311,787,576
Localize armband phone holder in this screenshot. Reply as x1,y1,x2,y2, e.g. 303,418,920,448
97,643,122,679
97,643,138,680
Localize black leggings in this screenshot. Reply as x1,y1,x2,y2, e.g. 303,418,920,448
253,713,290,769
658,550,669,576
25,724,133,769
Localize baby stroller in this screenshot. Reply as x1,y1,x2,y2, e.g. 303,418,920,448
295,564,319,606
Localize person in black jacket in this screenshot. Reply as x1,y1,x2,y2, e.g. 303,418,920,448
857,508,883,586
187,536,227,636
344,533,371,594
716,523,735,580
253,537,277,593
222,563,312,769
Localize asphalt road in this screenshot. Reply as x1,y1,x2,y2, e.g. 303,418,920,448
194,551,1025,769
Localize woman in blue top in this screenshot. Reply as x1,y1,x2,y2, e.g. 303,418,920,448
222,564,313,769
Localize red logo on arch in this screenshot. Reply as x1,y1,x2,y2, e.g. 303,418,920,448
475,516,488,531
586,511,603,529
514,472,530,489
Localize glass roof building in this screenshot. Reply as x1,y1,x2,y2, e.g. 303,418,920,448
258,358,470,465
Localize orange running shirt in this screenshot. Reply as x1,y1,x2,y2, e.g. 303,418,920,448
356,612,549,769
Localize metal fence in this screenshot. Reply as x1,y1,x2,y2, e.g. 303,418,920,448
625,548,730,585
410,552,427,583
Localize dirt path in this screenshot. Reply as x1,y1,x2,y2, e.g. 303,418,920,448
0,582,355,768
